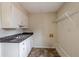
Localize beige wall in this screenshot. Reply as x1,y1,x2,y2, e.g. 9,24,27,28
57,2,79,56
29,13,57,48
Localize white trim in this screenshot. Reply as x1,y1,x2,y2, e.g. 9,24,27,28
56,44,70,57
33,45,55,48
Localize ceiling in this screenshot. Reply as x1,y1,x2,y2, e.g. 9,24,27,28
20,2,64,13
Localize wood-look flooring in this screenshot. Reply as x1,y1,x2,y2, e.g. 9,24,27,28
28,48,60,57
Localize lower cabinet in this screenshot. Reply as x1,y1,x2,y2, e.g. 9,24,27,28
0,43,1,57
1,36,33,57
19,39,27,57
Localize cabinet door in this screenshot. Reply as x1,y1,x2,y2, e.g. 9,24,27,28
17,9,28,28
0,4,1,28
0,43,1,57
2,43,19,57
24,15,28,28
12,4,22,28
19,40,27,57
26,38,30,56
1,3,18,28
29,36,33,49
21,14,28,28
26,37,32,56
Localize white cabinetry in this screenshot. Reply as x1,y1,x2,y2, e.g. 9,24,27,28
1,3,28,28
19,39,27,57
0,43,1,57
19,37,32,57
21,12,28,28
1,36,33,57
1,3,18,28
26,36,33,55
13,5,28,28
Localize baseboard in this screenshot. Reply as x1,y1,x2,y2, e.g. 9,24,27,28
33,45,55,48
56,44,70,57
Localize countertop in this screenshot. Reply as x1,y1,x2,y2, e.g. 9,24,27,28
0,32,33,43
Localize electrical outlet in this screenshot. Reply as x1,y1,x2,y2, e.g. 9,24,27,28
49,34,53,38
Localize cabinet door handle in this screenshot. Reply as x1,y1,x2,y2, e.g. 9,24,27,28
23,48,25,50
23,43,24,45
19,25,24,27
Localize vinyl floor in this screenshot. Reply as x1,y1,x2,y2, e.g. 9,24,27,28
28,48,60,57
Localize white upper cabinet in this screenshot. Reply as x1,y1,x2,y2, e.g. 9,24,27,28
1,3,17,28
1,3,28,28
0,4,2,28
14,6,28,28
21,12,28,28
